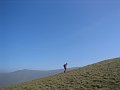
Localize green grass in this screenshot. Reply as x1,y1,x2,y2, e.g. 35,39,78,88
1,58,120,90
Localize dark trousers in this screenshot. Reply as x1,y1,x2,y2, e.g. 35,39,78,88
64,67,66,73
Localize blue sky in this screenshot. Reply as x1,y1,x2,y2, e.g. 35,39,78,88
0,0,120,72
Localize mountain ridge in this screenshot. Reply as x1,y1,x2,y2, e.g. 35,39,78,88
0,68,77,87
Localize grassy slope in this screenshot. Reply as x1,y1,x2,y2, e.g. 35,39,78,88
1,58,120,90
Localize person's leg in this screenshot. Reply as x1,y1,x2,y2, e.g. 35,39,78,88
64,67,66,73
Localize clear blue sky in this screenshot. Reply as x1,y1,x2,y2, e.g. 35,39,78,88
0,0,120,72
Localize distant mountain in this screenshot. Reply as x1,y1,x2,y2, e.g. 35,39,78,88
1,58,120,90
0,68,76,87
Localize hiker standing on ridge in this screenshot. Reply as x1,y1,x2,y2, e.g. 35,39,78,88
63,63,67,73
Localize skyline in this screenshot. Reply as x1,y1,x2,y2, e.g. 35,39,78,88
0,0,120,72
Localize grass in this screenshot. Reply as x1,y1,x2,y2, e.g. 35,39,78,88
0,58,120,90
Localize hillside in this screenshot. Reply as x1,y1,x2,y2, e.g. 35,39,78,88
1,58,120,90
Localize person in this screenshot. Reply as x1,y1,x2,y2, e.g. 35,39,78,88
63,63,67,73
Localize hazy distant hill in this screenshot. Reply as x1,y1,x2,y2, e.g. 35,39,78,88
1,58,120,90
0,69,63,87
